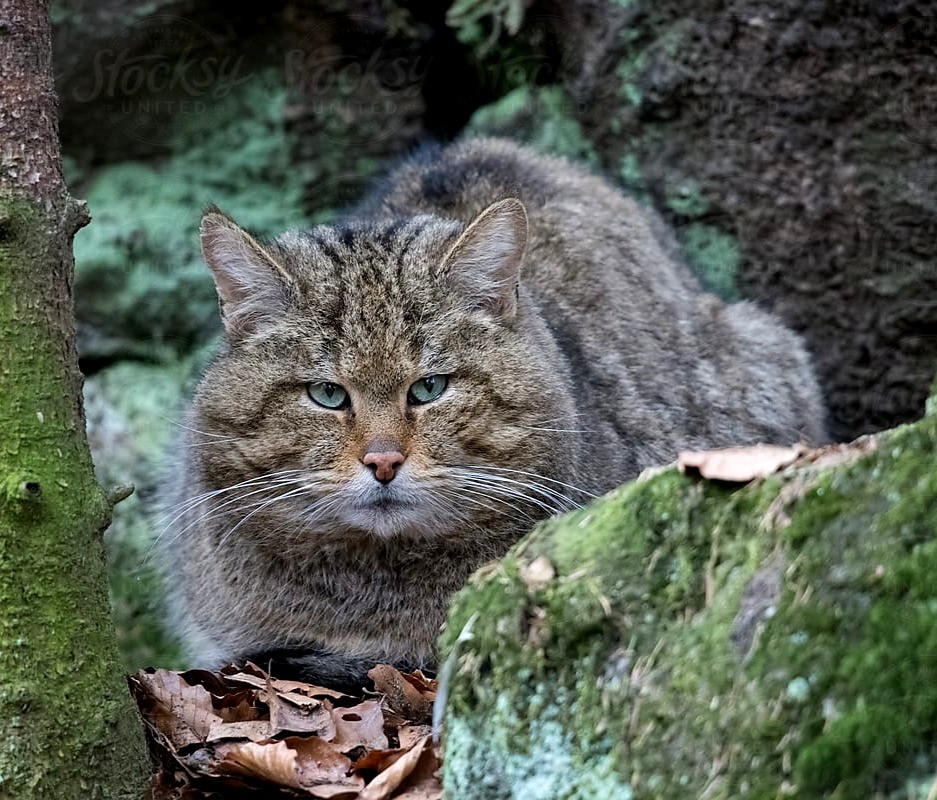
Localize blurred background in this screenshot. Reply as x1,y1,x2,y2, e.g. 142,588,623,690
53,0,937,670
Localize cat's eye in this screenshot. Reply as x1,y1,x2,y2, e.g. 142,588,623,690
307,381,350,410
407,374,449,405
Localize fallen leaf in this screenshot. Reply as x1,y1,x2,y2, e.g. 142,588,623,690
369,665,434,724
289,736,363,796
393,776,443,800
135,662,442,798
136,669,220,745
206,718,274,743
399,670,436,697
215,739,304,788
678,444,806,483
225,668,351,701
359,735,435,800
331,700,389,751
265,674,336,738
397,724,433,752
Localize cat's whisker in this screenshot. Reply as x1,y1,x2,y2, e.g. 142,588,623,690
157,469,307,517
152,473,311,554
438,486,536,526
449,467,587,513
526,412,589,426
445,473,563,513
154,470,308,533
517,426,596,434
218,483,324,548
453,476,566,517
472,475,580,512
457,465,598,499
180,436,252,448
156,412,240,440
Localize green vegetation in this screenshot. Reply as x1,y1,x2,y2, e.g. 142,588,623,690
84,356,214,670
71,69,313,668
441,398,937,799
72,69,310,363
680,222,741,301
468,86,599,167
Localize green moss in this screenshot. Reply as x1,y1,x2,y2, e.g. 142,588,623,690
441,408,937,799
0,198,149,796
467,86,599,168
680,222,741,301
664,178,709,218
84,357,209,670
73,69,310,362
616,50,647,108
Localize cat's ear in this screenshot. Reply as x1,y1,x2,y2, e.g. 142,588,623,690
439,198,528,319
199,207,293,339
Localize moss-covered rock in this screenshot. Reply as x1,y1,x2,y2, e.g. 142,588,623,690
72,70,309,363
440,400,937,799
83,355,213,669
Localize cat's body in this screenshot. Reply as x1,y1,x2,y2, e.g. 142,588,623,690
162,138,825,687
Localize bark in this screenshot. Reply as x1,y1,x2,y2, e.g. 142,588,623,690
0,0,149,796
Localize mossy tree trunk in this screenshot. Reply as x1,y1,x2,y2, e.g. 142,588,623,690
0,0,149,795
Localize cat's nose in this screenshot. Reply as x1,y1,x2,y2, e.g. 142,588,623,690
360,444,407,484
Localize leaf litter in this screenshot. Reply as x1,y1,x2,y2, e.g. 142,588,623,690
132,661,441,799
678,443,807,483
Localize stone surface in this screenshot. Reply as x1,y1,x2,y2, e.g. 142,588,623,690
440,393,937,799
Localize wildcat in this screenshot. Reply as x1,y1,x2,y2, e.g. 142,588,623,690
160,137,826,688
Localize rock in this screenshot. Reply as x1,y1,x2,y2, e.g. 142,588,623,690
466,85,599,167
83,355,213,669
440,390,937,799
72,69,310,365
454,0,937,439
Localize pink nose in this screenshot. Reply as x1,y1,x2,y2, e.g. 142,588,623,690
361,447,406,484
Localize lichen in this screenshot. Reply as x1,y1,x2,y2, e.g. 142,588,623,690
664,178,709,218
441,406,937,799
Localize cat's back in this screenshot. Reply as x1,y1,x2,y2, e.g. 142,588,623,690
358,137,696,305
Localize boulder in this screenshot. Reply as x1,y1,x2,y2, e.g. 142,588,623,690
440,388,937,799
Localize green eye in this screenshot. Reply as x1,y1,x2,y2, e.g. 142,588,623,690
307,381,350,410
407,374,449,405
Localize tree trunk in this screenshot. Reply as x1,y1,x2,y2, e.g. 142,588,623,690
0,0,149,795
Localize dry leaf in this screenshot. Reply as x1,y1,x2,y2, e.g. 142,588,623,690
215,739,304,788
226,668,351,701
206,719,275,743
331,700,389,751
369,665,434,724
397,724,433,751
393,777,444,800
136,669,219,745
288,736,363,796
359,735,434,800
399,670,436,696
136,662,441,799
678,444,806,483
266,686,336,738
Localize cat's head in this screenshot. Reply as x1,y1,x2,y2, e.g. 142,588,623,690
189,201,579,543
